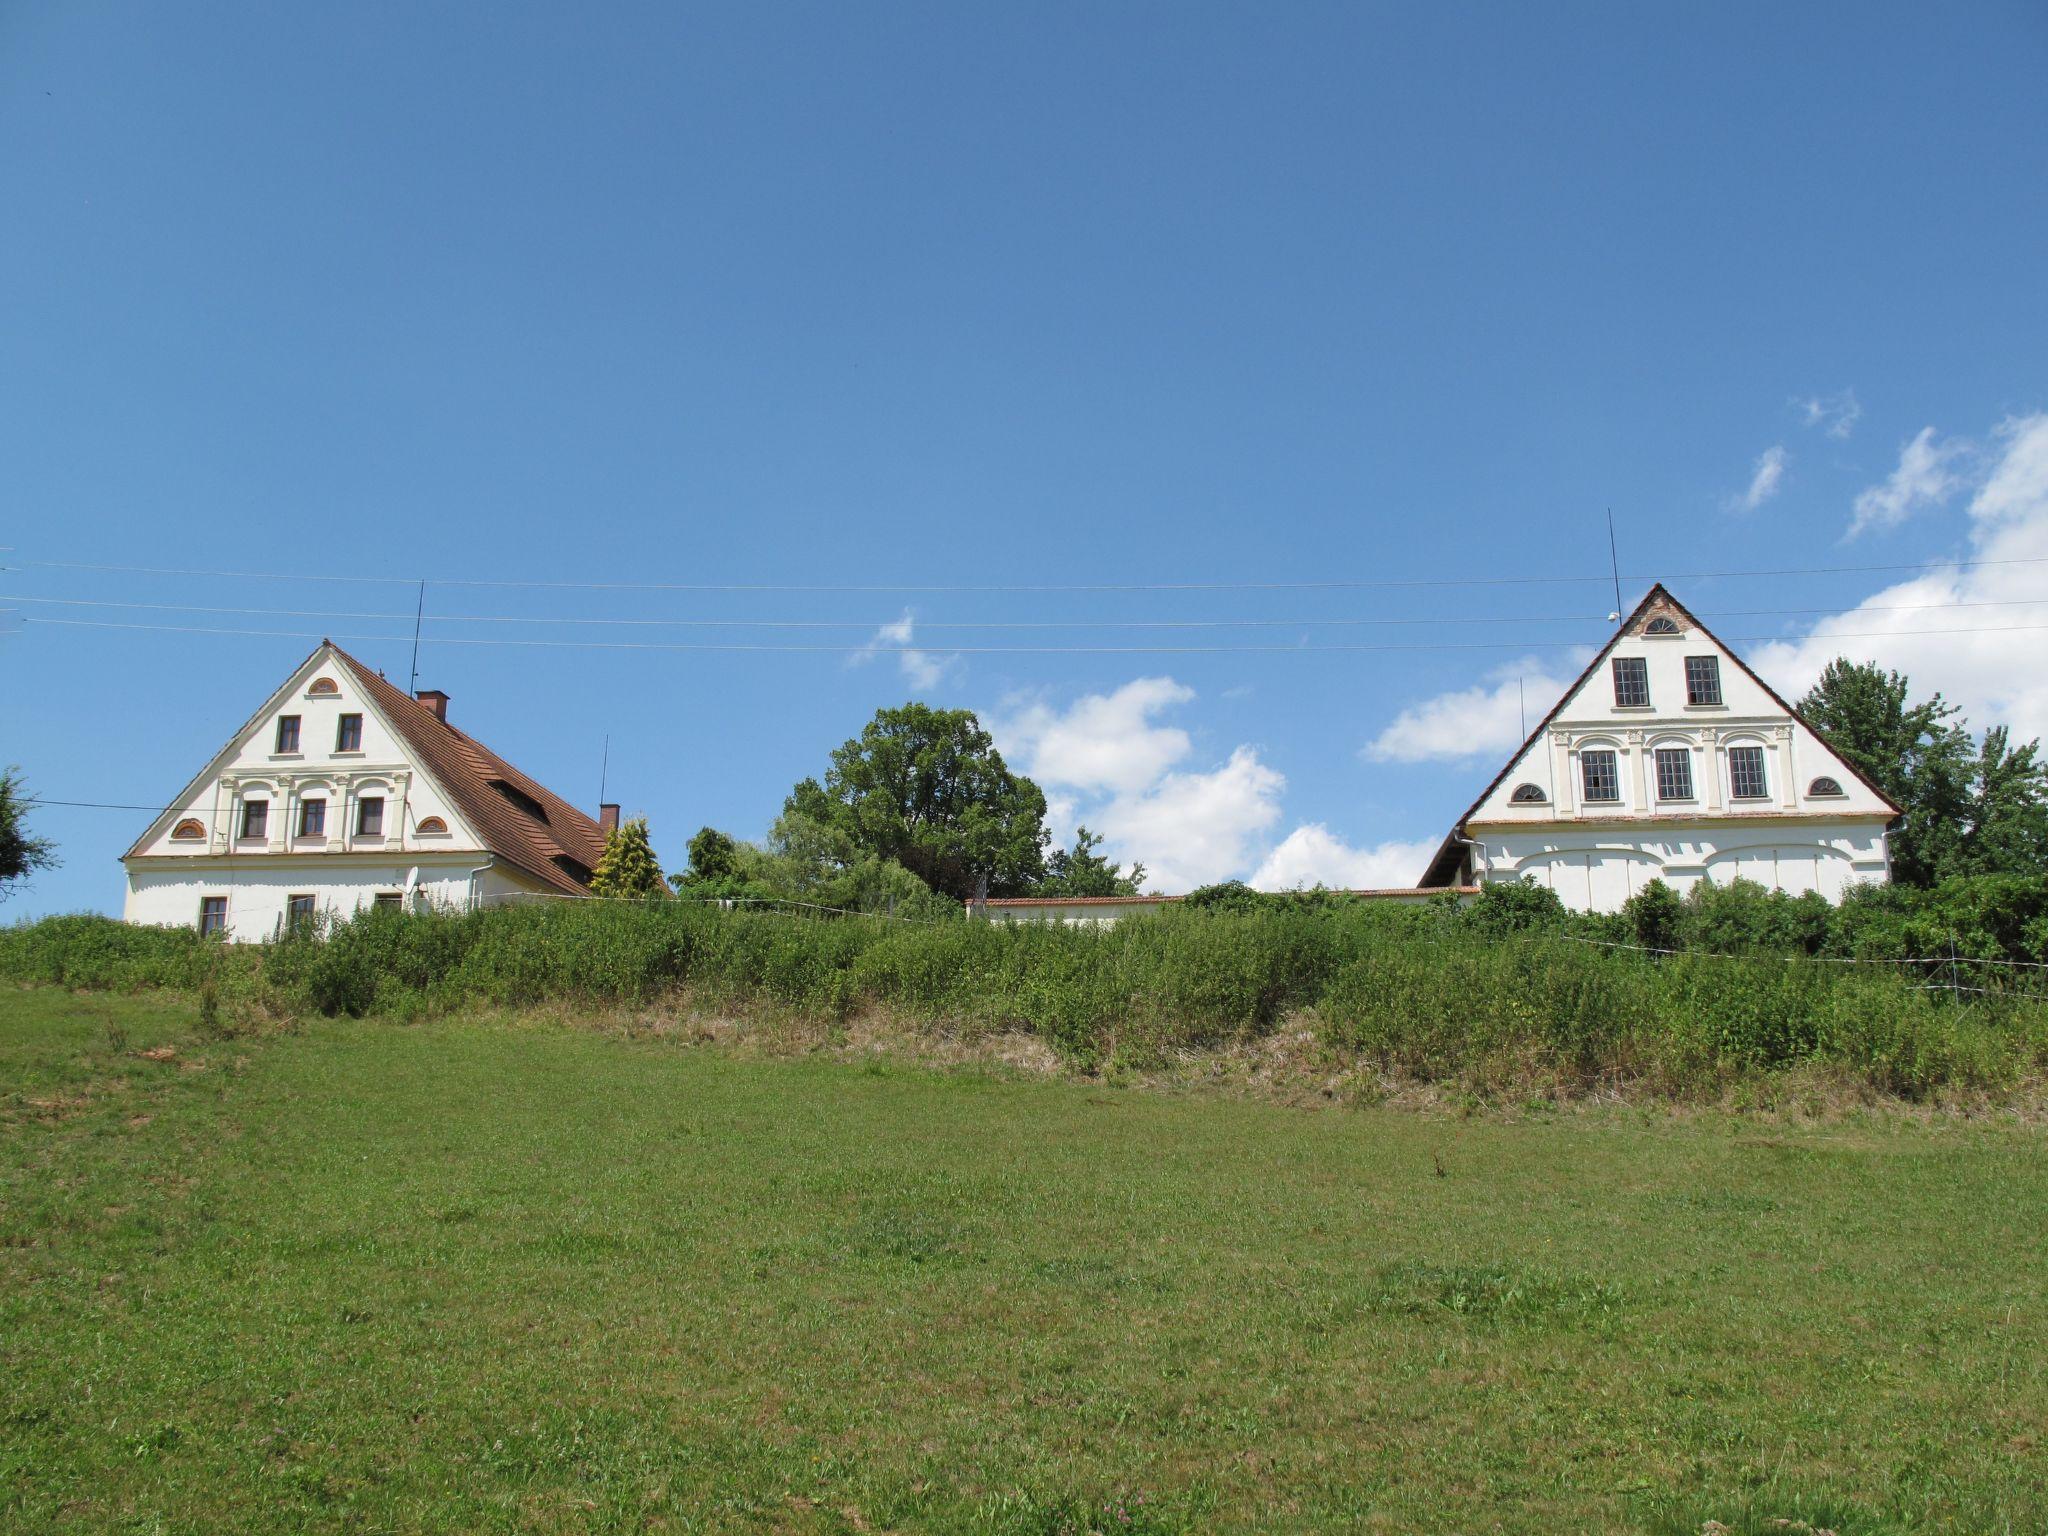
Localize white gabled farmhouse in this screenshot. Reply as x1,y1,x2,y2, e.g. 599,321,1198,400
123,642,618,941
1418,584,1900,912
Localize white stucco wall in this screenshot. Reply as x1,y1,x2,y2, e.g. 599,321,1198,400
122,856,556,942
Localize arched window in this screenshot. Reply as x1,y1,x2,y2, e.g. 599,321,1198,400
1509,783,1547,804
1807,776,1845,798
416,816,448,834
308,677,340,696
170,817,206,841
1644,615,1681,636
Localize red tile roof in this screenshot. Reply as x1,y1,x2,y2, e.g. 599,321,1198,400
330,647,606,897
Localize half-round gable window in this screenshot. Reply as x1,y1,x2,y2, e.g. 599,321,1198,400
1807,776,1846,798
308,677,340,696
1509,783,1548,804
170,817,207,840
416,816,448,834
1644,615,1681,636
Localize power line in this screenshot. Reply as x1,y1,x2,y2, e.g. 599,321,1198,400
5,591,2045,632
22,614,2048,655
19,553,2048,594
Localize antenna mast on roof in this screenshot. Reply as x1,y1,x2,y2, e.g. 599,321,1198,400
407,580,426,694
598,735,610,806
1605,509,1623,621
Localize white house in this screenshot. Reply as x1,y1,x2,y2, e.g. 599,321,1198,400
1418,584,1900,912
123,642,617,941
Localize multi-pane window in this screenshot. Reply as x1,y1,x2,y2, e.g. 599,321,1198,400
1580,749,1621,803
1611,656,1650,708
198,896,228,937
240,800,268,839
1654,746,1694,800
373,892,404,909
1728,745,1769,799
336,713,364,752
1685,655,1723,707
356,796,384,837
298,797,327,838
275,715,301,753
287,894,316,929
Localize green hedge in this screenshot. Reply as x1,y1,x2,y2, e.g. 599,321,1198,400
5,896,2045,1099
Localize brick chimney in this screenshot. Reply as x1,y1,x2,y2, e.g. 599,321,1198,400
415,689,449,723
598,803,621,836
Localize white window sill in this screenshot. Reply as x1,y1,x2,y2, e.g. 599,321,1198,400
1683,703,1727,712
333,750,365,758
271,752,304,762
1611,704,1655,712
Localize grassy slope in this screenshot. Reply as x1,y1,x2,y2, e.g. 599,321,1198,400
2,990,2043,1535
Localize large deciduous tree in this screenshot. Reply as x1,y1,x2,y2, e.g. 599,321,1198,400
1798,660,2047,884
786,704,1048,900
0,768,58,902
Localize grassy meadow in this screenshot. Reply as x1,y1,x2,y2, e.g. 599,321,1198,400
4,986,2045,1534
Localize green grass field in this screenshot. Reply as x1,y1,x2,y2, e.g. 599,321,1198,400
3,989,2043,1534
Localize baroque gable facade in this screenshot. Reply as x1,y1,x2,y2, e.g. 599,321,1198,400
1420,585,1899,912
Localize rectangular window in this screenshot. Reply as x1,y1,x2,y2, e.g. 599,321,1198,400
1729,745,1769,799
373,892,403,909
336,713,363,752
240,800,268,839
1685,655,1723,707
298,797,326,838
356,796,384,837
1654,746,1694,800
275,715,301,753
1611,656,1650,708
286,894,316,929
198,896,228,936
1580,748,1621,803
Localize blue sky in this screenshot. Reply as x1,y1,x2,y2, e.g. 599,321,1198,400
5,2,2047,911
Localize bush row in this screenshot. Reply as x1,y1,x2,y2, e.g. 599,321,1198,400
6,892,2045,1100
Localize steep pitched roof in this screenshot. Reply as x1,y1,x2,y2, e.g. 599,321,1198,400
1418,583,1903,887
329,647,607,897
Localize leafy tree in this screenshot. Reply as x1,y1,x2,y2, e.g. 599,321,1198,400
1037,827,1145,898
588,816,666,899
1181,880,1264,912
1799,660,2046,883
1620,879,1683,952
786,704,1048,900
0,769,58,902
685,826,740,883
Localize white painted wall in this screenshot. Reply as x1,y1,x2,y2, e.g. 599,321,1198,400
122,856,555,942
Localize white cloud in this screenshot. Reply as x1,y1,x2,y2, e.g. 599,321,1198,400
1250,826,1439,892
1363,654,1585,764
1729,444,1790,513
995,677,1194,794
850,610,950,689
1751,412,2048,744
1795,389,1862,440
1092,745,1286,893
1847,426,1968,538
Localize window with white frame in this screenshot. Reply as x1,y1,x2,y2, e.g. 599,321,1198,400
1654,746,1694,800
1611,656,1650,708
1684,655,1723,706
1580,748,1621,803
1728,745,1769,799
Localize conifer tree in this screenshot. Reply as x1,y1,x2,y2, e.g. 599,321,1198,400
588,816,666,899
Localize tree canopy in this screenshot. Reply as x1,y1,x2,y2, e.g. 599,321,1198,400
0,769,58,902
785,704,1049,900
1798,659,2048,884
588,816,667,899
1037,827,1145,898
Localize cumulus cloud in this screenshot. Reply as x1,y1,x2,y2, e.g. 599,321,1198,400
1250,827,1440,892
850,610,950,689
1094,746,1286,892
1729,444,1790,513
1363,654,1587,764
1795,389,1862,440
997,677,1194,794
1847,426,1968,538
1754,412,2048,743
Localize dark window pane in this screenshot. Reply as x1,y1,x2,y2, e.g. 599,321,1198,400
199,897,227,936
1611,657,1650,708
1654,747,1693,800
357,796,384,836
276,715,301,753
1729,745,1769,799
336,714,363,752
1685,655,1723,707
1580,749,1621,802
374,892,403,908
287,894,316,929
299,798,326,837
